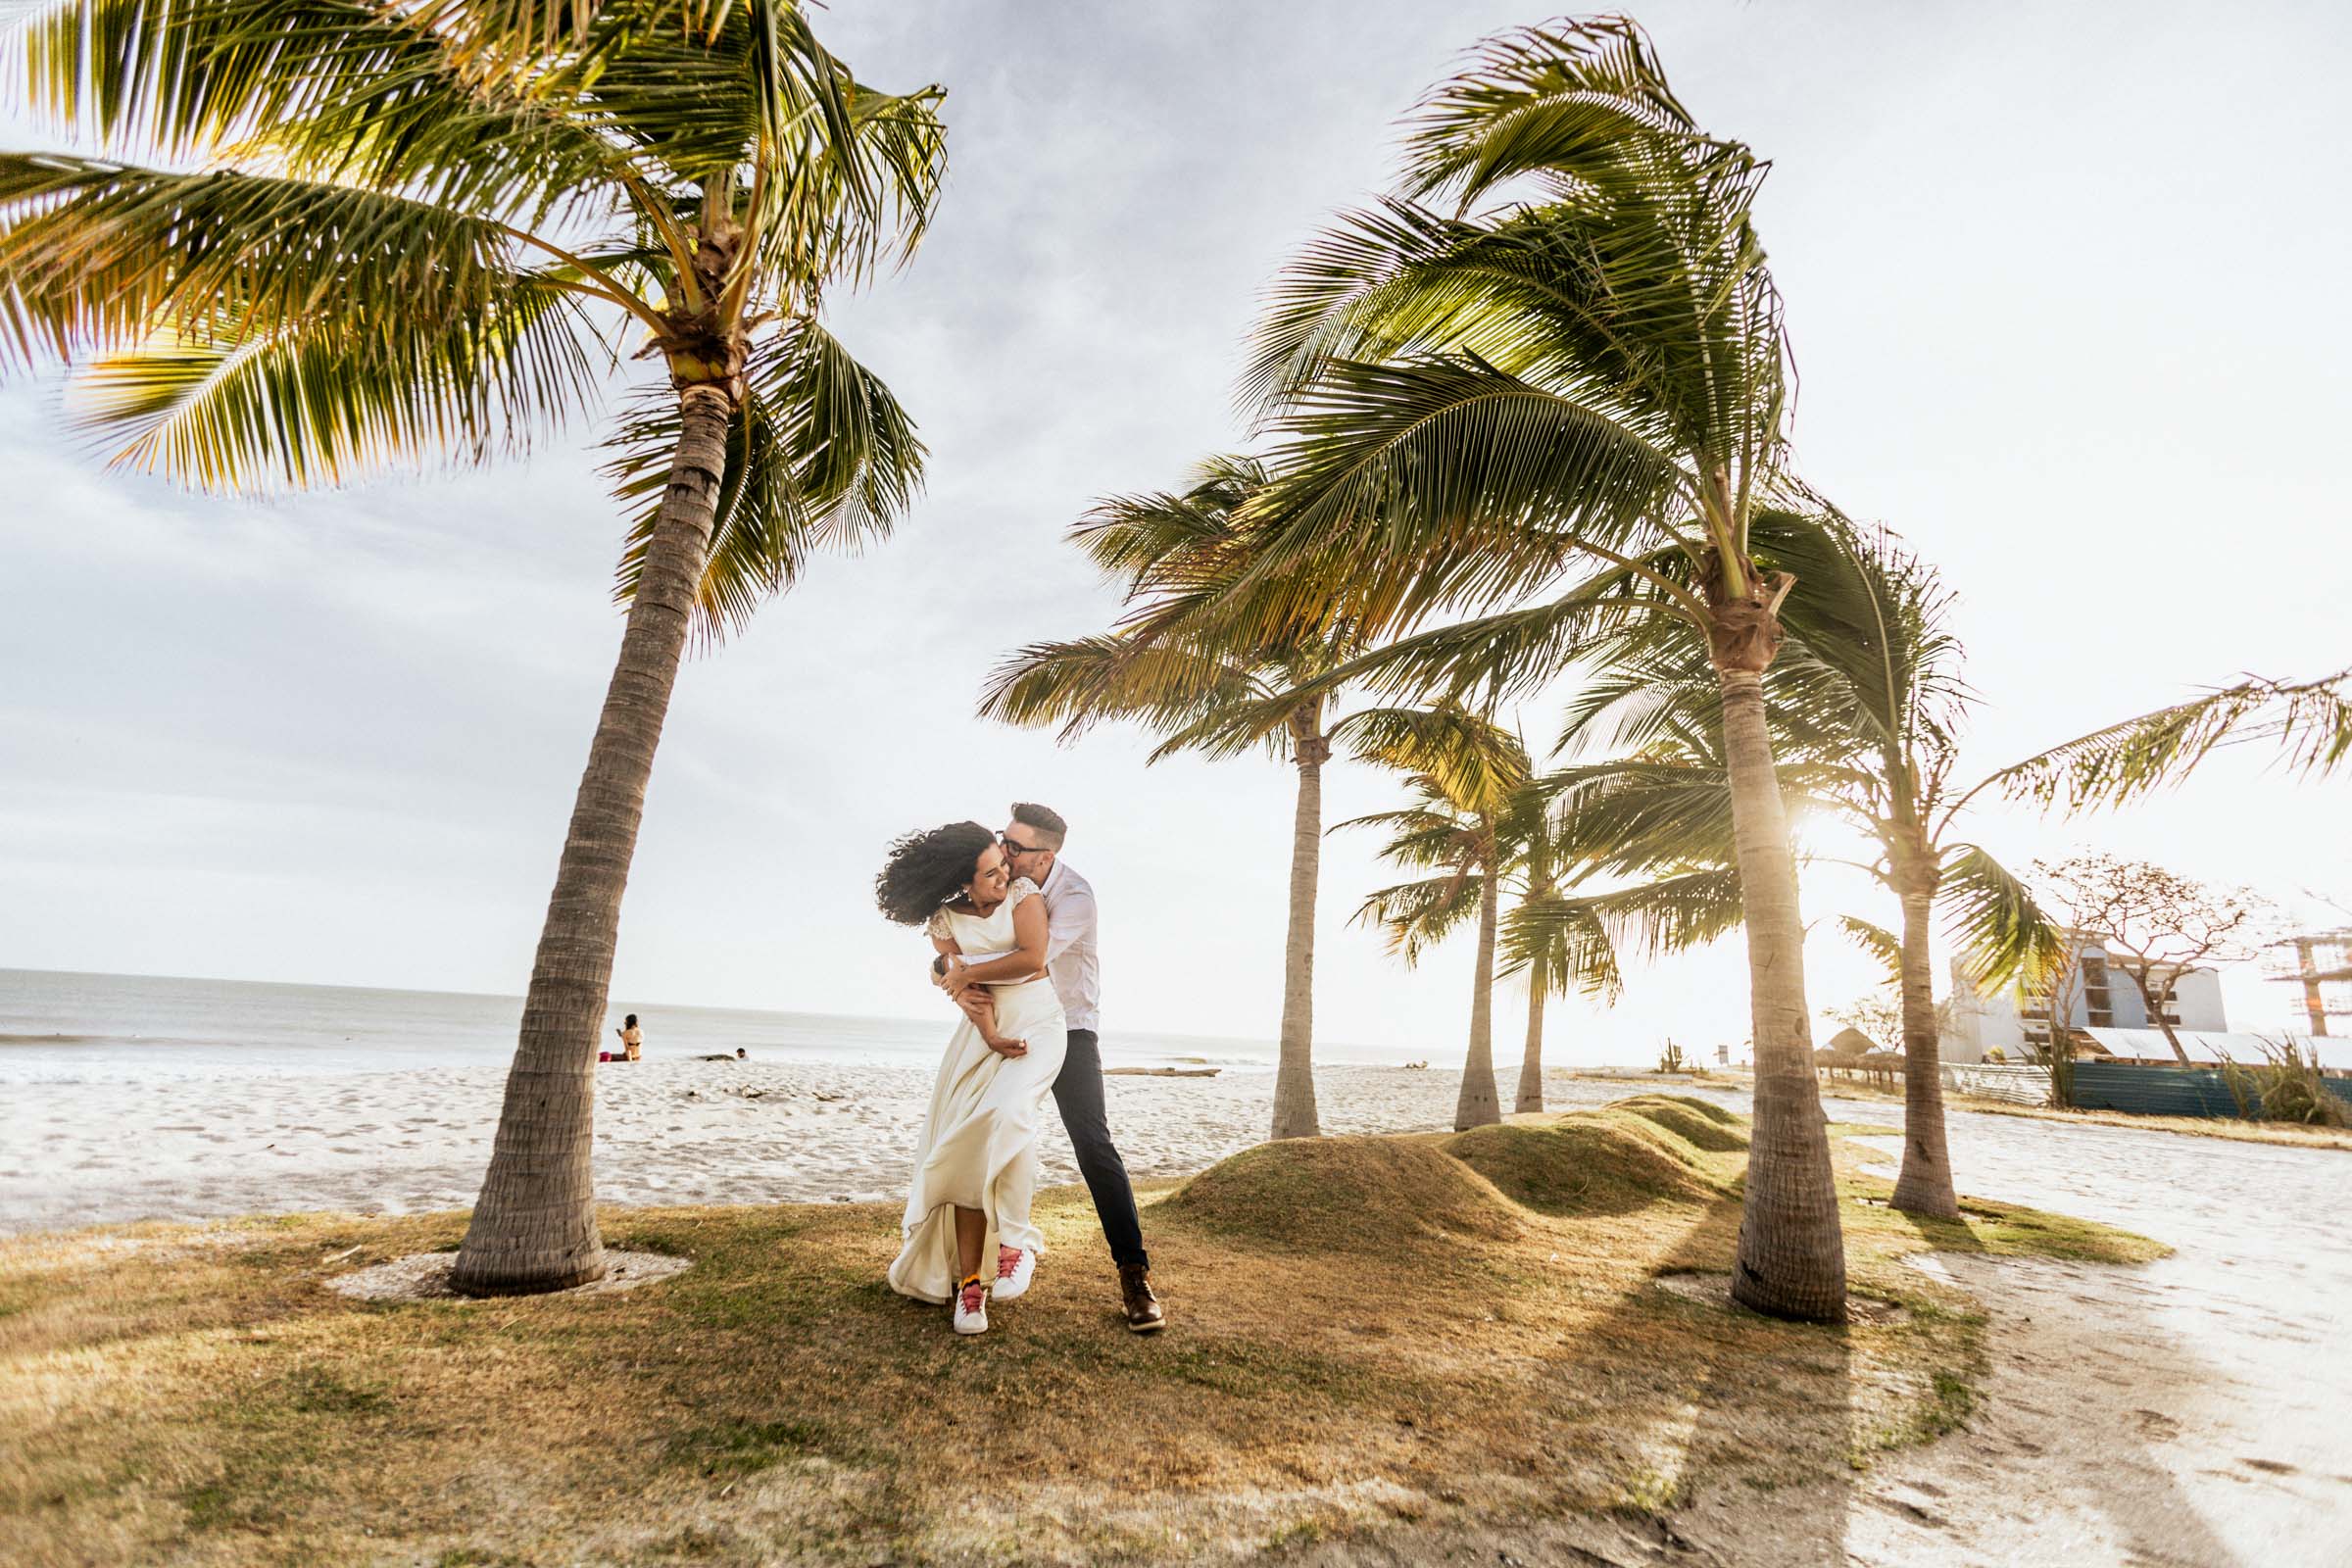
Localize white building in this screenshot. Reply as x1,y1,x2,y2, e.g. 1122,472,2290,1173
1940,936,2227,1065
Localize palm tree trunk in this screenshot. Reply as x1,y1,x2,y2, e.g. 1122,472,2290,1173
450,383,734,1296
1454,860,1502,1130
1715,664,1847,1321
1270,709,1328,1140
1515,948,1548,1114
1888,886,1959,1218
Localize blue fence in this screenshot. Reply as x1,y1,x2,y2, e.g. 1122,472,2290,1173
2067,1061,2352,1120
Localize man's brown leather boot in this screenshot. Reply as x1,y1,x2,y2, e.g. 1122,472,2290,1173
1117,1263,1164,1333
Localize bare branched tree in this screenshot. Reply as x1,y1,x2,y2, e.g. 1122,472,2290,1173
2034,855,2273,1063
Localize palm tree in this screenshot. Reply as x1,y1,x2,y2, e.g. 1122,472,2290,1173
1227,21,1844,1317
1504,783,1581,1114
1341,707,1531,1130
978,456,1380,1140
1544,514,2060,1219
1,0,946,1294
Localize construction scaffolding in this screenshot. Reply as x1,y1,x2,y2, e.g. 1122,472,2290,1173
2264,929,2352,1037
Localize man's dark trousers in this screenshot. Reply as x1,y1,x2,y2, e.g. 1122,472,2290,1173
1054,1029,1149,1268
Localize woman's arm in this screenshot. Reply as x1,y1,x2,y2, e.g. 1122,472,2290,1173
953,897,1052,986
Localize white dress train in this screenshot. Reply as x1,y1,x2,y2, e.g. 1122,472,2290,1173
887,877,1068,1303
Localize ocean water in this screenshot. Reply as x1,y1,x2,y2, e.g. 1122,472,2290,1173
0,967,1306,1084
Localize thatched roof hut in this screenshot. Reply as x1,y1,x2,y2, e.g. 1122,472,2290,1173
1823,1027,1877,1060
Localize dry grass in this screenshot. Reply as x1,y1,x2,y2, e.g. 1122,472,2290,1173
0,1100,2160,1567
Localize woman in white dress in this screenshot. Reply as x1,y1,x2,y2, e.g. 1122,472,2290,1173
874,821,1068,1335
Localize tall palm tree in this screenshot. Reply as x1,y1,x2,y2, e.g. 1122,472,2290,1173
1544,514,2059,1218
1340,706,1531,1130
1,0,946,1294
1226,20,1844,1316
979,456,1399,1141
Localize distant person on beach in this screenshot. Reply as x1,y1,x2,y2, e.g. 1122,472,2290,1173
930,803,1162,1335
614,1014,643,1062
876,821,1066,1335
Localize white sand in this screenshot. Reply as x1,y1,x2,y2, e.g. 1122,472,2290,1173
0,1059,1668,1235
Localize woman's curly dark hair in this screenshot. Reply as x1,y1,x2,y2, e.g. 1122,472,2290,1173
875,820,997,926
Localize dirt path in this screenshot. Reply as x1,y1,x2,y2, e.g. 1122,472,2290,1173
1303,1095,2352,1568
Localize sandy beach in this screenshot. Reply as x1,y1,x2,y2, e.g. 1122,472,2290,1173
0,1058,1658,1235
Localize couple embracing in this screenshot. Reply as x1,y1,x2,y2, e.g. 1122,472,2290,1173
872,803,1165,1337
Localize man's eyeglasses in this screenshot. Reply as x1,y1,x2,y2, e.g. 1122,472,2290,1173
1000,836,1045,857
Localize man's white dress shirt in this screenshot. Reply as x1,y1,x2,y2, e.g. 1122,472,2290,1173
1037,857,1101,1034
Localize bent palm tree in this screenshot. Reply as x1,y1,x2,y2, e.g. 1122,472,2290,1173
1342,706,1531,1130
1,0,945,1293
1546,514,2060,1218
1231,21,1843,1316
980,456,1396,1141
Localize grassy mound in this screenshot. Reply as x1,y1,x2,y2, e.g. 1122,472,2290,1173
1611,1095,1750,1152
1445,1112,1727,1217
1160,1134,1522,1250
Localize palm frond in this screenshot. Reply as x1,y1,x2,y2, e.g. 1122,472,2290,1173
1396,17,1704,208
975,634,1276,759
1354,869,1484,963
1241,353,1693,610
1505,867,1743,989
1499,888,1626,1000
1334,703,1528,814
0,155,556,368
68,272,604,487
1938,843,2064,990
1982,667,2352,813
1834,914,1903,986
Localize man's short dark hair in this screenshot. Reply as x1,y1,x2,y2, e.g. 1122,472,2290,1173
1010,801,1067,850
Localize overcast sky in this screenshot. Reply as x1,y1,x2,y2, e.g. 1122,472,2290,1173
3,0,2347,1060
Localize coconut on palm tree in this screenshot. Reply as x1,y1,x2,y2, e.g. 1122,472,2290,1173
1226,20,1844,1316
1,0,946,1293
979,456,1417,1140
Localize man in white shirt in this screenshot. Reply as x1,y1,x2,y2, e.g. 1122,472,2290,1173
934,802,1163,1332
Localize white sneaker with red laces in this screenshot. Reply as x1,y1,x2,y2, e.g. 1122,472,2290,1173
953,1273,989,1335
992,1244,1037,1301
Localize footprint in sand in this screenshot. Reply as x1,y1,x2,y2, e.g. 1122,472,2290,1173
2238,1457,2298,1475
2132,1408,2182,1442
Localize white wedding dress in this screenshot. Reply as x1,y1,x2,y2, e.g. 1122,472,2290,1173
887,877,1068,1303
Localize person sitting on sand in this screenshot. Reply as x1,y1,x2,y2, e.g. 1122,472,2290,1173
875,821,1066,1336
614,1014,643,1062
